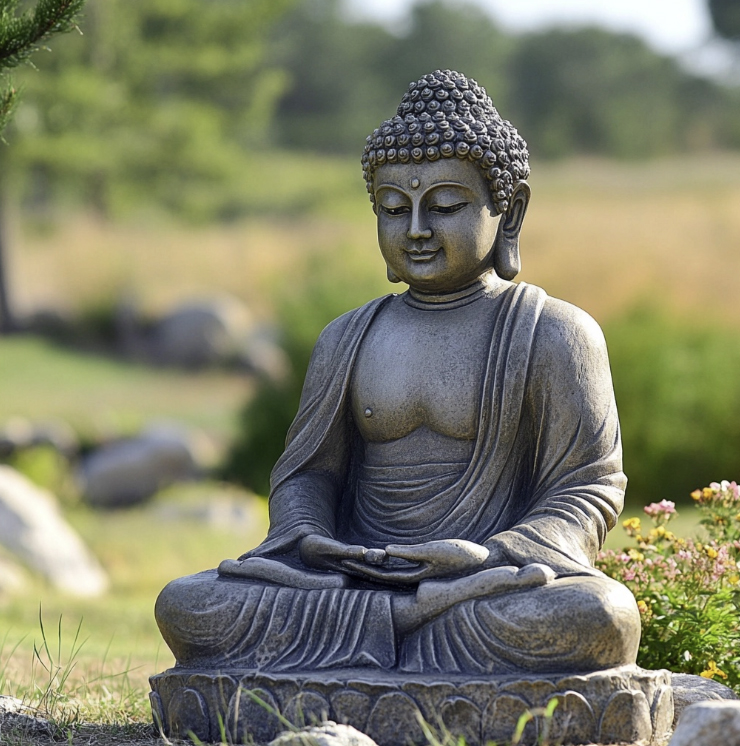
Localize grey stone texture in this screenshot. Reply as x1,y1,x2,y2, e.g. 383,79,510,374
0,465,108,595
149,666,673,746
0,695,51,737
668,700,740,746
671,673,738,728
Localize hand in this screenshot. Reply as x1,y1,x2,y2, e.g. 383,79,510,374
299,534,386,573
342,539,489,585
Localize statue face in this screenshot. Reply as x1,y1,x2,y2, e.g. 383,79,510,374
373,158,501,293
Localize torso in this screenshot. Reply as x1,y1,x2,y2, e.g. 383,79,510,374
350,287,504,467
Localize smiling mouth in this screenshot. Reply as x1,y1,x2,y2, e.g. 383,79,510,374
406,248,441,262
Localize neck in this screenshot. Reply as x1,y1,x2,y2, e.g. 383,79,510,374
404,272,505,310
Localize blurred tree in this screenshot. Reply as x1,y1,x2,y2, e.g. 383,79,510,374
0,0,85,333
270,0,397,153
508,28,724,158
5,0,295,220
384,1,512,111
708,0,740,41
272,0,512,153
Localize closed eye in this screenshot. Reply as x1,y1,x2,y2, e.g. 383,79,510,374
429,202,468,214
380,204,411,216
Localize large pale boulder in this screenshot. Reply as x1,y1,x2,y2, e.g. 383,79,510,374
0,466,108,596
79,424,200,508
669,700,740,746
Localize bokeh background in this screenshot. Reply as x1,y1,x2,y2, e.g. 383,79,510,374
0,0,739,717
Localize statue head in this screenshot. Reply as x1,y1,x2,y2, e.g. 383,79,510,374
362,70,530,281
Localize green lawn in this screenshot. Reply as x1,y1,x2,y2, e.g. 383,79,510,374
0,335,250,443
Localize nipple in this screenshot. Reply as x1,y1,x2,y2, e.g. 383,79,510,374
364,407,373,418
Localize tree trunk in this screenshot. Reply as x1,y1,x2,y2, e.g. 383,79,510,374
0,164,14,334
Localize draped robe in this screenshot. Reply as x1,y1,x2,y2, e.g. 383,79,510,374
155,282,640,675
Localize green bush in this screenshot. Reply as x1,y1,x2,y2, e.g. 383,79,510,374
597,481,740,691
605,306,740,507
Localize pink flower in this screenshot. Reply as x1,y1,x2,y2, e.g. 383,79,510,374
644,500,676,517
623,568,637,581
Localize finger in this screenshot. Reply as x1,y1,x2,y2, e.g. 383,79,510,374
342,559,430,584
385,543,430,561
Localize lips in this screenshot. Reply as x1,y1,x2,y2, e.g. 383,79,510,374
406,247,441,262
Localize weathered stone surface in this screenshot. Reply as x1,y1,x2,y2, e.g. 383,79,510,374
0,466,108,595
669,700,740,746
671,672,739,728
598,689,652,744
150,665,672,746
0,695,52,737
79,424,199,507
270,721,379,746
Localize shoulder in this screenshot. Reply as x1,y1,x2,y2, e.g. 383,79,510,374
530,292,610,377
309,296,391,367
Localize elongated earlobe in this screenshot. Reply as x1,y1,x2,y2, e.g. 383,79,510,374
387,266,402,283
492,181,530,281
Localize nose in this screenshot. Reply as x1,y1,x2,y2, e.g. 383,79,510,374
407,205,432,240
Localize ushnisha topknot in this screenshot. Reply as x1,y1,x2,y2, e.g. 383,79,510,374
361,69,530,215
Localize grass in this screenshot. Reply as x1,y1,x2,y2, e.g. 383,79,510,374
0,335,251,443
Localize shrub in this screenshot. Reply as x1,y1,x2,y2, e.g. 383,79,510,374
597,480,740,691
605,306,740,507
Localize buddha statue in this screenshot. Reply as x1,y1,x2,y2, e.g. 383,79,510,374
155,70,641,679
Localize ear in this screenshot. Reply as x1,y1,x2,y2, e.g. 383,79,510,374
492,181,530,281
386,265,402,283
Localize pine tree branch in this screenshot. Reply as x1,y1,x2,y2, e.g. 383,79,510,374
0,84,15,133
0,0,85,72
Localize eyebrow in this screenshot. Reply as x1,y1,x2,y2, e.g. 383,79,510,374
375,181,472,197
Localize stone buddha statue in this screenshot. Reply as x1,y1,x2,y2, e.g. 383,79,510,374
155,69,642,699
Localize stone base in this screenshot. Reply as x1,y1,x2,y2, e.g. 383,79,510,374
150,665,673,745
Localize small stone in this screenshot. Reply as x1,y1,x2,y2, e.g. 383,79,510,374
0,695,52,737
669,700,740,746
364,408,373,418
270,721,379,746
671,672,739,728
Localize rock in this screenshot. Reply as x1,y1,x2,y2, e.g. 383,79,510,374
671,672,739,728
152,295,254,369
0,466,108,596
0,695,52,737
270,722,379,746
79,424,200,508
669,700,740,746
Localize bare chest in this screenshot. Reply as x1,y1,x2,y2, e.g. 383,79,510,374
350,298,492,442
